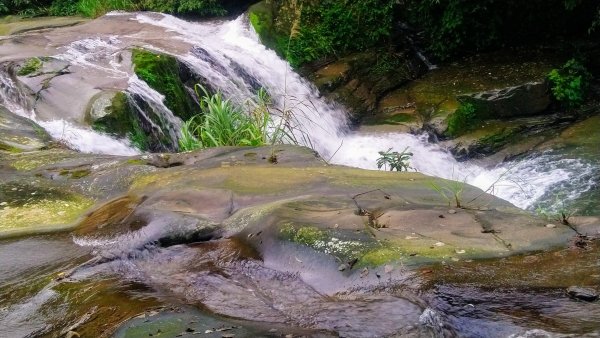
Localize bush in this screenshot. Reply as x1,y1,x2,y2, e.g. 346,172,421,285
548,58,592,108
0,0,229,18
179,86,270,151
447,103,477,136
268,0,398,67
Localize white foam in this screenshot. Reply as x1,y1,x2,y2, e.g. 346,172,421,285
38,119,140,156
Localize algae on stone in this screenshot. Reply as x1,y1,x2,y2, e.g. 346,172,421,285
131,48,197,121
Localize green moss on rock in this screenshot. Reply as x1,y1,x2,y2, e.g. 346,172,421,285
0,182,94,238
92,92,149,150
131,49,197,121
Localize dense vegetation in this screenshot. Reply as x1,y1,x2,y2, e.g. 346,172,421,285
406,0,600,60
0,0,236,17
251,0,398,67
251,0,600,67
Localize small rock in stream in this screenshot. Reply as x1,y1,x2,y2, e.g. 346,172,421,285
567,286,599,302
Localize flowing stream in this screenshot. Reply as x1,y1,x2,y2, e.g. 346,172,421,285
130,13,596,211
1,12,599,338
0,12,596,209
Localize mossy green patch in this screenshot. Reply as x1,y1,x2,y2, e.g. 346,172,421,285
279,222,374,262
0,142,23,153
131,48,197,121
249,2,286,56
10,149,75,171
92,92,149,150
59,168,91,179
0,182,94,237
17,57,42,76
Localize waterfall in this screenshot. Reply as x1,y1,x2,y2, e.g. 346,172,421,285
0,12,594,211
131,13,596,211
0,71,139,156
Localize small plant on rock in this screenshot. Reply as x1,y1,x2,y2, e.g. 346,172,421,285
376,147,413,171
17,57,43,76
446,103,477,137
548,58,592,108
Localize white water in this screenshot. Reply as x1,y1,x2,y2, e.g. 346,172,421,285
130,13,596,210
0,72,139,156
0,12,594,210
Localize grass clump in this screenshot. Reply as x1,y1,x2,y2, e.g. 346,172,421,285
446,103,478,137
179,86,270,151
548,58,592,108
17,57,43,76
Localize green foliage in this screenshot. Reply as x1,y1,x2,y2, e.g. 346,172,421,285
407,0,599,60
131,49,196,121
548,58,592,108
447,103,477,137
77,0,136,17
178,86,270,151
0,0,228,18
140,0,226,16
17,57,42,76
48,0,79,15
376,147,413,172
273,0,398,67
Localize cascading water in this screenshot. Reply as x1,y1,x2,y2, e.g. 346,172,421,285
0,71,139,156
0,11,594,211
131,13,596,211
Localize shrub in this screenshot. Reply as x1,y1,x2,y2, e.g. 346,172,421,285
269,0,398,67
376,147,413,172
548,58,592,108
447,103,477,137
178,86,270,151
140,0,226,16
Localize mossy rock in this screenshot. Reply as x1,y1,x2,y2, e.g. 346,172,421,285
0,181,94,238
90,91,149,151
131,48,198,121
0,106,50,152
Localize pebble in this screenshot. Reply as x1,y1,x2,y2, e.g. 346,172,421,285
448,209,457,214
360,267,369,278
338,264,348,271
434,242,445,247
546,223,557,228
567,286,599,302
455,249,466,254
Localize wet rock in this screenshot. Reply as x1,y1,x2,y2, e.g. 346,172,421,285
567,286,599,302
457,81,551,118
0,106,50,152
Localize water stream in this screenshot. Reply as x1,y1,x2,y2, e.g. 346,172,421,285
0,12,599,337
131,13,595,211
0,12,595,211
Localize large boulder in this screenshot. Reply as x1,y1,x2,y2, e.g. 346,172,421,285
457,81,551,118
